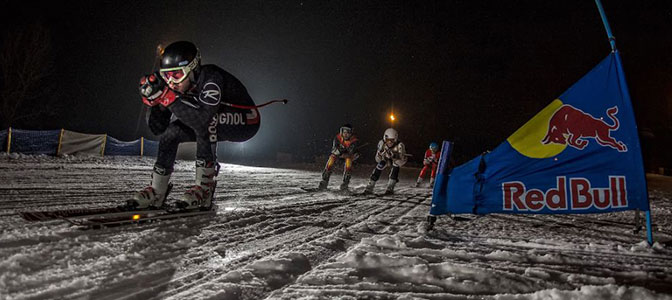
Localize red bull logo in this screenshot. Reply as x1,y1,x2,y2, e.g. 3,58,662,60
502,176,628,211
542,104,627,152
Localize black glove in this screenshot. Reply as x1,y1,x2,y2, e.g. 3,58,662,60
376,149,386,160
139,73,166,106
147,105,172,135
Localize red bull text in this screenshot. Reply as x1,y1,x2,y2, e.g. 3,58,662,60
502,176,627,211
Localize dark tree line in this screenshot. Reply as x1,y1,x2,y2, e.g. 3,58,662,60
0,21,59,129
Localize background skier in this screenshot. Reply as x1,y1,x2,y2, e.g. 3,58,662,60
364,128,407,194
415,142,441,187
318,124,359,190
131,41,261,211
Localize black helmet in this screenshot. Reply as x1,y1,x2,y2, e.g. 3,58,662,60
159,41,200,84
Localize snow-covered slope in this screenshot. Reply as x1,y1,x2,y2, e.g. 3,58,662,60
0,155,670,300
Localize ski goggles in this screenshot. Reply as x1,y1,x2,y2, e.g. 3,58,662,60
159,67,188,84
159,54,200,84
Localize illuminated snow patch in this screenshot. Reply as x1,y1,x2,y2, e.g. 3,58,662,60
223,206,251,212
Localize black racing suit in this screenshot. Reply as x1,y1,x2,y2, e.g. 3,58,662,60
147,65,260,174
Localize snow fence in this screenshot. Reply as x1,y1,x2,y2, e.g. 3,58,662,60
3,128,160,157
0,129,8,154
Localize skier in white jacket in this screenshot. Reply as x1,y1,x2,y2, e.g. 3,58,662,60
364,128,407,194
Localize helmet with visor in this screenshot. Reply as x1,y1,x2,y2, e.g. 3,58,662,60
159,41,201,84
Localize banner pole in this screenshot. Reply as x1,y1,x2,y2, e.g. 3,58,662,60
597,0,653,246
594,0,617,52
645,210,653,245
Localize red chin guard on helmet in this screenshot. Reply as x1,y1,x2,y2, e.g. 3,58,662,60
142,88,178,107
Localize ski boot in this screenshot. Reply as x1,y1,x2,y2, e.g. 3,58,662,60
363,179,376,194
318,170,331,190
429,177,435,188
426,215,437,231
384,178,397,195
129,168,172,209
339,173,351,191
176,160,219,211
414,177,423,187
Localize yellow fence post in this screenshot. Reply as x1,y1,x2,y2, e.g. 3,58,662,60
57,128,64,156
101,134,107,157
6,127,11,153
140,137,144,157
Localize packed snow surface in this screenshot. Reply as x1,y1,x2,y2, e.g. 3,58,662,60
0,154,671,300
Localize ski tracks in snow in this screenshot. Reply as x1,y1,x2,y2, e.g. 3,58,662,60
0,156,671,299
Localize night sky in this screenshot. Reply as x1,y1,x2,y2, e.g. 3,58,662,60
3,0,672,168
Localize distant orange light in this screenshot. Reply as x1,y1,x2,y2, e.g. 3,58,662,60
132,214,141,220
389,114,396,121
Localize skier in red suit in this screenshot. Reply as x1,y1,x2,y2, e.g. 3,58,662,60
415,142,440,188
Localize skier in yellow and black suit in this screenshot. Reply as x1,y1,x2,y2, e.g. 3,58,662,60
318,124,359,191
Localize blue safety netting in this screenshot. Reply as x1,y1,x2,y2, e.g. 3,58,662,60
10,129,61,155
104,136,141,156
143,139,159,157
2,128,160,157
0,129,7,152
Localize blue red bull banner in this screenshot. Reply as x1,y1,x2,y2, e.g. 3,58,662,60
430,52,649,217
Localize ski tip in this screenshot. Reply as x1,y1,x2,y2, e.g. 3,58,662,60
165,203,216,214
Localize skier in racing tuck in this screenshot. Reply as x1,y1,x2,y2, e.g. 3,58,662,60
129,41,263,211
364,128,407,194
415,142,441,188
318,124,359,191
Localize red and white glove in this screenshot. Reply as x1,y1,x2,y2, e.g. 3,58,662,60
139,73,166,106
139,73,179,107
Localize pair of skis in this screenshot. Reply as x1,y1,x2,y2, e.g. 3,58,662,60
19,205,215,228
300,186,395,197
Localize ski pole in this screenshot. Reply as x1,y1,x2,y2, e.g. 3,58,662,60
134,45,164,136
222,99,288,110
355,142,369,151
